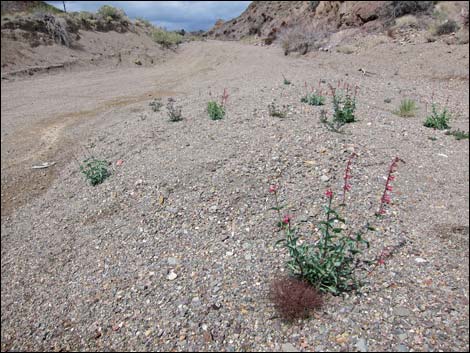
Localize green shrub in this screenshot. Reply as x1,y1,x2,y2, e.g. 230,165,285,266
207,101,225,120
395,99,417,117
97,5,127,21
135,17,153,28
80,157,110,186
424,103,450,130
434,19,459,35
332,89,357,124
152,27,183,48
301,93,325,106
445,129,469,140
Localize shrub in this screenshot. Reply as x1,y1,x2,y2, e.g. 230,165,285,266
270,277,323,321
268,102,288,118
97,5,127,21
445,129,469,140
393,14,419,29
149,98,163,112
385,1,434,19
395,99,417,117
301,93,325,106
152,27,183,48
424,103,450,130
279,24,327,55
434,19,459,35
166,98,183,122
207,101,225,120
270,157,403,295
135,17,153,28
329,83,358,124
80,157,110,186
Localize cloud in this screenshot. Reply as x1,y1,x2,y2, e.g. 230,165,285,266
46,1,251,31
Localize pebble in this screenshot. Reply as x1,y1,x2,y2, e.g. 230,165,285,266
167,257,179,266
167,271,178,281
394,307,410,317
281,343,299,352
356,338,368,352
320,175,330,182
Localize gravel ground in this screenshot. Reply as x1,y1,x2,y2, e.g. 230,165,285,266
1,37,469,351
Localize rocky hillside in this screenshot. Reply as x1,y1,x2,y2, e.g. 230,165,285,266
207,1,468,48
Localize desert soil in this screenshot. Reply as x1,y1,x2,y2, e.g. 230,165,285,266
1,39,469,351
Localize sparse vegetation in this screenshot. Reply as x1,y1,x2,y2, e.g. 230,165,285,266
279,24,327,55
152,27,183,48
268,102,288,118
96,5,127,22
166,98,183,122
149,98,163,112
395,99,417,117
270,277,323,321
330,83,358,124
424,103,450,130
434,19,459,35
80,157,110,186
445,129,469,140
282,74,291,85
207,101,225,120
301,92,325,106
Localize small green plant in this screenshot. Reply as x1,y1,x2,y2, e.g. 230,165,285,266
319,109,343,133
166,98,183,122
268,102,288,118
207,101,225,120
207,88,228,120
80,157,110,186
395,99,417,117
329,82,358,124
149,98,163,112
445,129,469,140
424,103,450,130
282,74,291,85
301,93,325,106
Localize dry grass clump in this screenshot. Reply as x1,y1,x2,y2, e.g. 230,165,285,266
270,277,323,321
393,14,419,29
279,24,328,55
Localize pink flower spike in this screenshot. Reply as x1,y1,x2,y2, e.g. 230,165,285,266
325,189,333,199
282,215,292,224
382,194,391,204
386,185,393,191
388,175,395,181
269,185,278,193
344,184,352,191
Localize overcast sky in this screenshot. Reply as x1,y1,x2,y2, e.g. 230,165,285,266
46,1,251,31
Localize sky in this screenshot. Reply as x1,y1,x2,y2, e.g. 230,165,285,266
46,1,251,31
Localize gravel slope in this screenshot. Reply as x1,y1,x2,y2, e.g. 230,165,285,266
1,39,469,351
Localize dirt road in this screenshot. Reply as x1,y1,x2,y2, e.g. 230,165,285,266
1,40,469,351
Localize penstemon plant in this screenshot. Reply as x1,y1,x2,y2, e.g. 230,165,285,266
270,156,402,295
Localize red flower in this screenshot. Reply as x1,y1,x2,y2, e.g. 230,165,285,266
386,185,393,191
325,189,333,198
382,194,391,204
282,215,292,224
269,185,278,193
344,184,352,191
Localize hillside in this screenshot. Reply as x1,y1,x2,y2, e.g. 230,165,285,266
207,1,469,53
1,2,186,78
